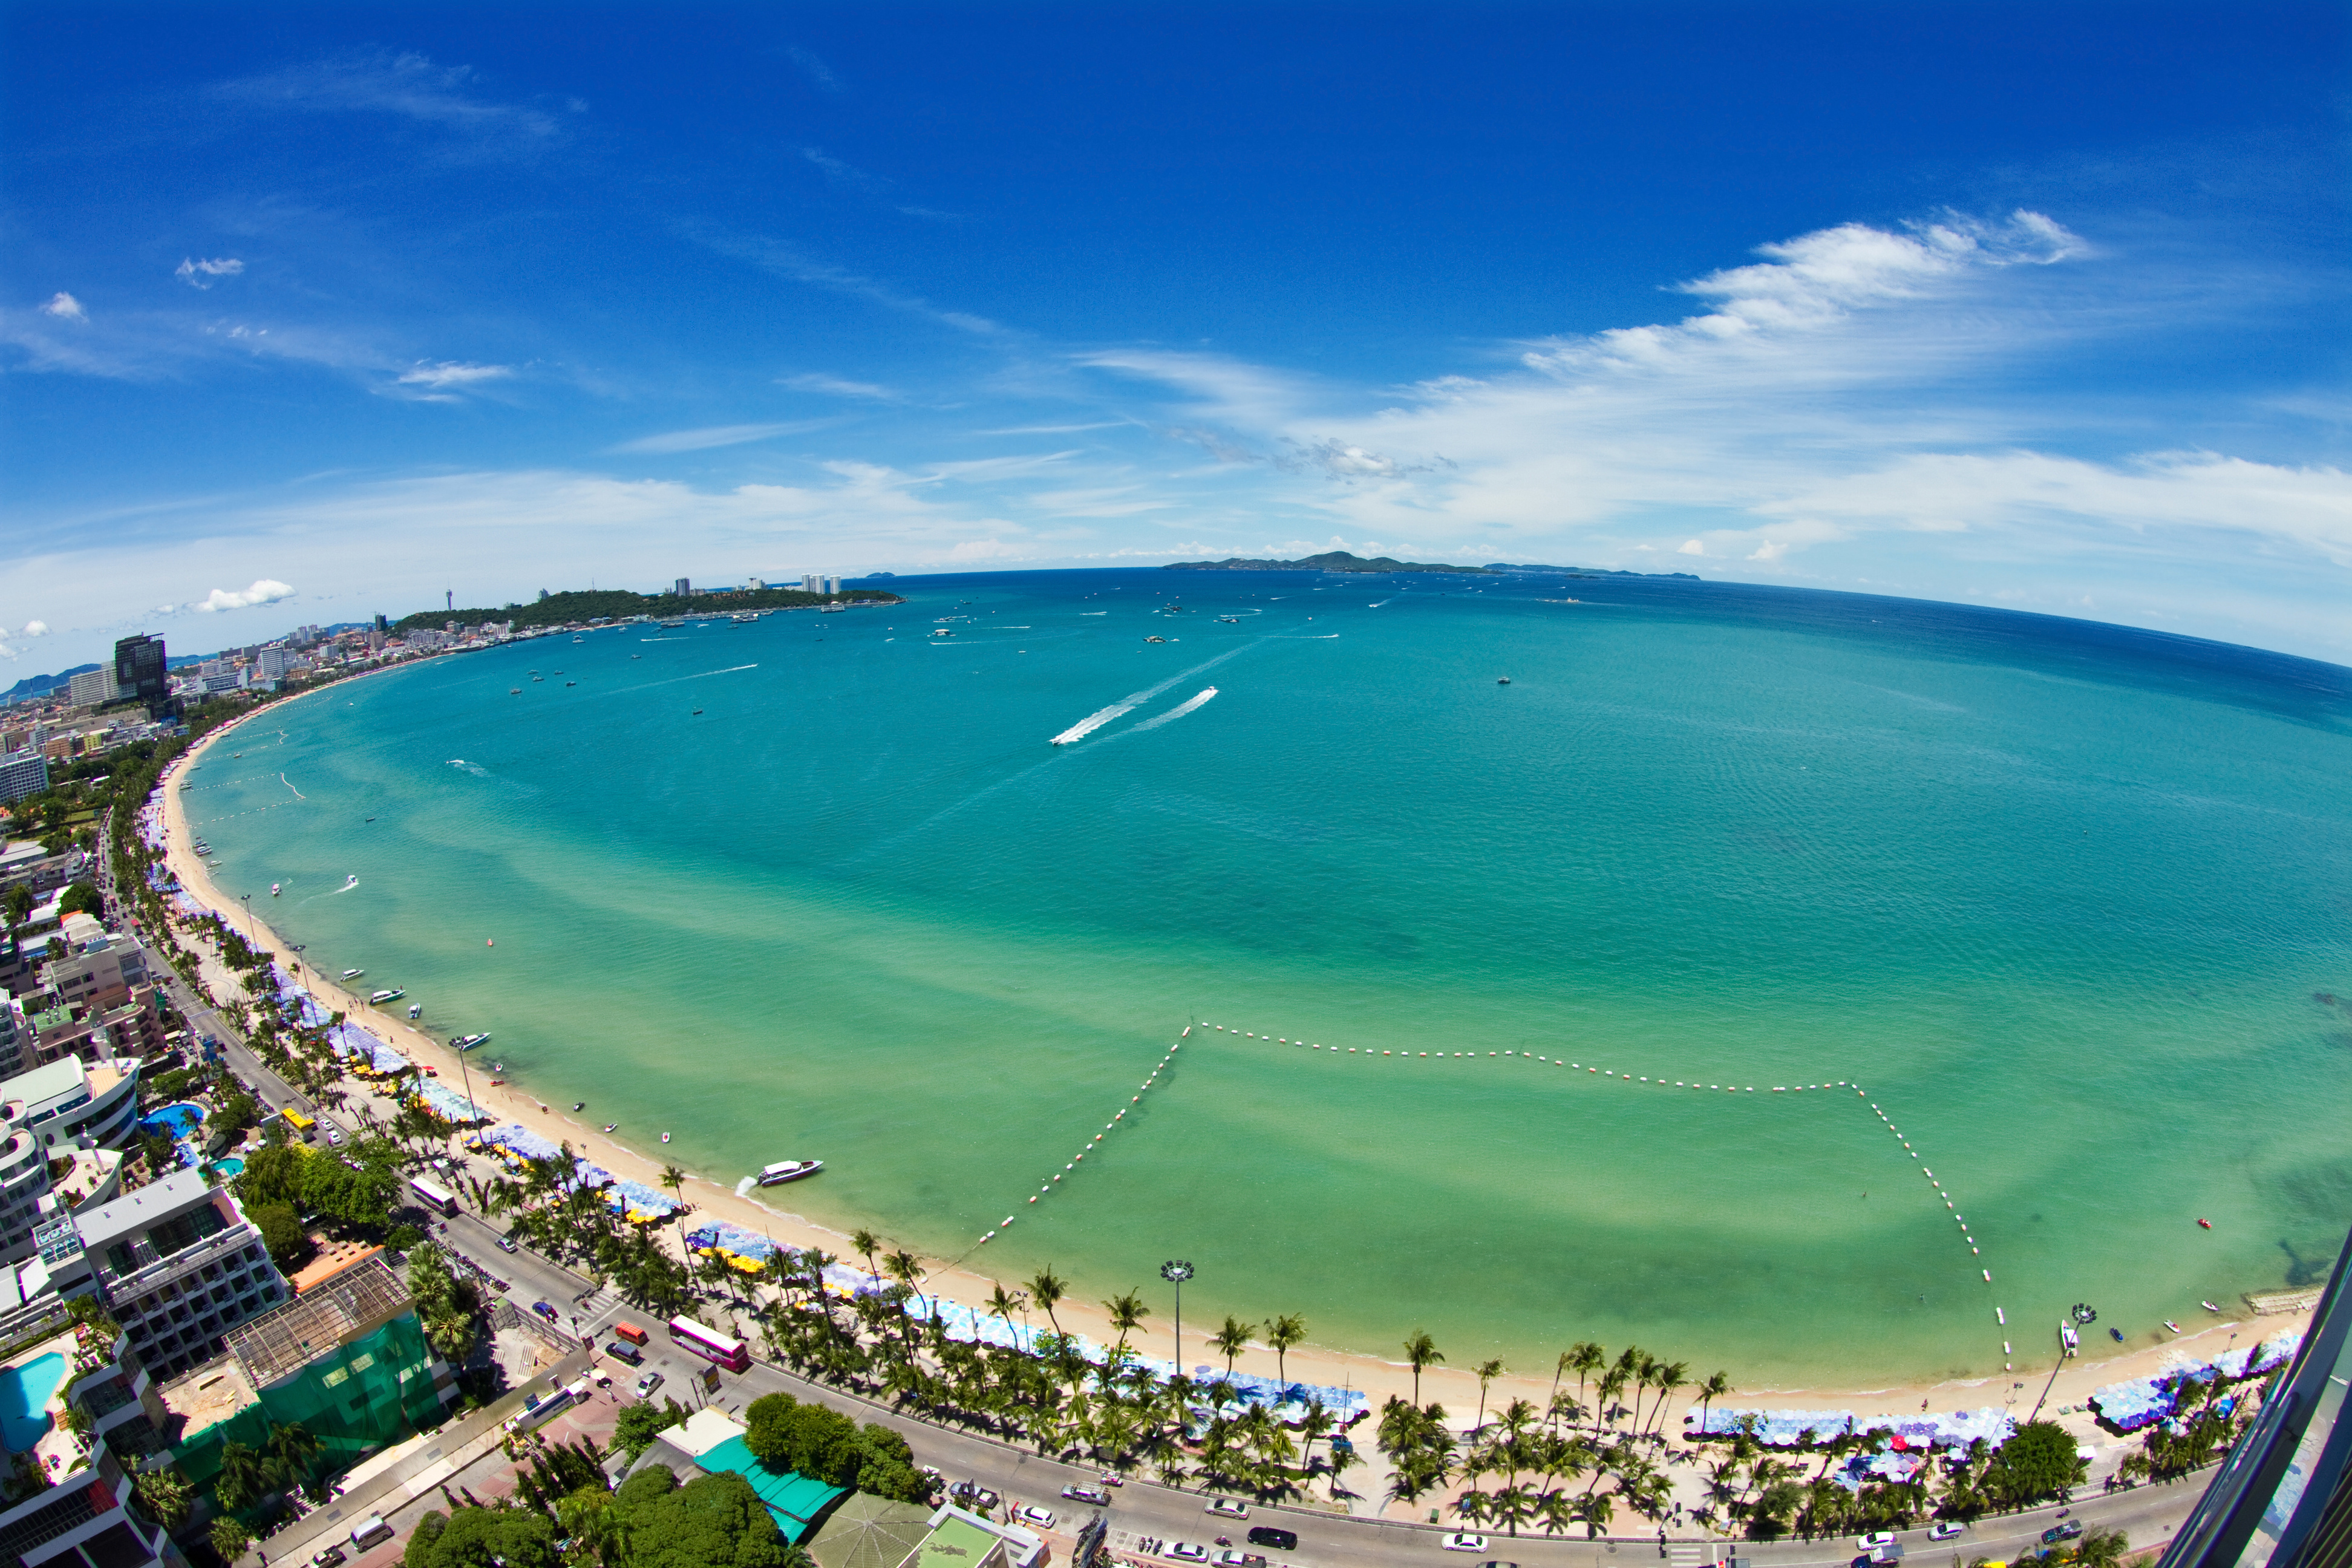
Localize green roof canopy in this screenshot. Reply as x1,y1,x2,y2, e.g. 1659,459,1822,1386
694,1436,849,1544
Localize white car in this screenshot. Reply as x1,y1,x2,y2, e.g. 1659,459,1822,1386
1205,1498,1249,1519
1163,1547,1210,1565
1859,1534,1900,1551
1062,1485,1112,1506
1443,1534,1490,1553
1928,1523,1967,1543
1016,1504,1055,1528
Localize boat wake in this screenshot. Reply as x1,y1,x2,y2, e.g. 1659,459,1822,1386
614,662,759,695
1123,687,1217,734
279,773,306,800
1048,643,1254,745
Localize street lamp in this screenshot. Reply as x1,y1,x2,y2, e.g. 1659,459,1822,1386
1161,1259,1194,1373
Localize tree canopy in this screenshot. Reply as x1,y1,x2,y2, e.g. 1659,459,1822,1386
741,1392,929,1503
612,1466,794,1568
1984,1420,2088,1508
403,1504,559,1568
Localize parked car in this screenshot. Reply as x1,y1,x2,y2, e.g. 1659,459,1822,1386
1062,1485,1112,1506
605,1340,644,1366
1015,1504,1055,1528
1860,1534,1900,1551
1443,1534,1490,1554
495,1235,519,1253
633,1371,662,1398
1929,1523,1968,1542
949,1482,1000,1510
1246,1526,1298,1550
1205,1498,1249,1519
1099,1472,1125,1486
310,1550,347,1567
1162,1547,1210,1565
1212,1553,1267,1567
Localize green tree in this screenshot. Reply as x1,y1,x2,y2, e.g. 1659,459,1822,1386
1984,1422,2088,1509
1403,1330,1443,1405
613,1398,688,1460
1027,1266,1068,1335
59,881,102,918
1473,1357,1505,1434
211,1517,254,1562
1103,1290,1149,1361
250,1201,312,1270
610,1466,795,1568
213,1438,266,1512
1210,1315,1252,1380
403,1501,558,1567
132,1468,194,1532
1265,1313,1307,1387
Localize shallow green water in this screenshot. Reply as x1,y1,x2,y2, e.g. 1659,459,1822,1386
181,570,2352,1385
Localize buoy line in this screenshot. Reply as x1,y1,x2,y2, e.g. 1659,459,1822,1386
1199,1019,2010,1367
956,1023,1196,1263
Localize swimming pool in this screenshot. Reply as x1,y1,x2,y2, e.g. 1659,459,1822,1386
137,1102,207,1140
0,1353,67,1452
209,1157,245,1179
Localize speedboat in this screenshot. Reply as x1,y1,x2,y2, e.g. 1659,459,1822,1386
369,988,405,1004
756,1160,823,1186
661,1132,671,1144
344,875,358,888
2164,1319,2183,1333
342,969,365,980
2203,1300,2222,1312
270,883,281,896
603,1123,618,1133
451,1033,490,1051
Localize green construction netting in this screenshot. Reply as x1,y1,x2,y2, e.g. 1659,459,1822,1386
171,1315,446,1511
694,1437,848,1543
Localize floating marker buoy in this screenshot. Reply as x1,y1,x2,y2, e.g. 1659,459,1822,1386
487,939,494,947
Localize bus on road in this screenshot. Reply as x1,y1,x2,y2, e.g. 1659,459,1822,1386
408,1175,458,1217
667,1316,750,1373
280,1107,316,1143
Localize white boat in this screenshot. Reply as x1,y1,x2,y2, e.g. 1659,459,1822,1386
270,883,281,896
342,968,365,980
369,987,405,1004
344,874,358,888
451,1033,491,1051
756,1160,824,1186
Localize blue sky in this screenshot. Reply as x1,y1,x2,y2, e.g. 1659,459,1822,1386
5,1,2349,669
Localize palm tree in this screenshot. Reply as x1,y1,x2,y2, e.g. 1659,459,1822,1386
1474,1357,1505,1435
852,1227,883,1283
1648,1360,1690,1440
1028,1266,1070,1335
1210,1315,1253,1380
214,1440,266,1512
985,1281,1028,1346
1403,1330,1443,1405
659,1163,685,1200
1265,1313,1306,1388
886,1249,927,1318
1105,1290,1150,1362
264,1421,323,1496
1566,1341,1604,1429
1695,1370,1732,1434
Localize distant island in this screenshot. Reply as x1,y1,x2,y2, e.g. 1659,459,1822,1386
1486,563,1701,581
393,584,901,636
1164,550,1494,575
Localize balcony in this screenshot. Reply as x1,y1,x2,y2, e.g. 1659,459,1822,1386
99,1224,259,1301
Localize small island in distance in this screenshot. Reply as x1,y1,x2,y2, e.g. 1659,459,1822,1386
1163,549,1700,580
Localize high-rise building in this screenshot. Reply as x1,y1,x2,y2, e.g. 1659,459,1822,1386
674,577,692,596
66,669,123,708
111,635,166,718
802,574,822,593
0,750,49,806
827,575,841,595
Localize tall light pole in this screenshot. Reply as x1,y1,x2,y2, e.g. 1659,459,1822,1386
1161,1259,1194,1374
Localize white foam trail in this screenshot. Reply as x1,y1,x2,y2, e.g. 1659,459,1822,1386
279,773,305,800
612,662,759,695
1047,643,1254,745
1125,687,1217,734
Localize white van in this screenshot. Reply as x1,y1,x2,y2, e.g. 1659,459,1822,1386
349,1517,395,1550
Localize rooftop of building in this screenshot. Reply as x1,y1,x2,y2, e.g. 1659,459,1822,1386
2,1056,89,1106
805,1492,939,1568
228,1254,410,1388
74,1166,218,1252
157,1354,258,1432
286,1238,384,1296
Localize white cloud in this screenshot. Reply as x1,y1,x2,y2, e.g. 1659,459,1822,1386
194,579,296,612
211,51,562,155
175,258,246,289
778,373,899,401
40,293,86,321
21,622,48,638
610,422,830,455
1677,539,1706,556
390,361,514,400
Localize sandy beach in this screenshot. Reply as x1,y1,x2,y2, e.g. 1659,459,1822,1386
153,693,2318,1457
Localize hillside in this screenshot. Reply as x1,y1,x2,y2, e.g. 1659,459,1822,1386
1163,550,1493,575
392,584,901,636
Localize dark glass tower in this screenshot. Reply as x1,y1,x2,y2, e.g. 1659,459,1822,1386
113,633,169,717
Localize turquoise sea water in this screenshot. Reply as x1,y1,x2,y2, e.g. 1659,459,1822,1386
181,570,2352,1385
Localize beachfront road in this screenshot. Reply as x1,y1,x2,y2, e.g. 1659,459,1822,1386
570,1294,2213,1568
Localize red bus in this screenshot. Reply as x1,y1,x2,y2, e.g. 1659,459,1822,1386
667,1315,750,1373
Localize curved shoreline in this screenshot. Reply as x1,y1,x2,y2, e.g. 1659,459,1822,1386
152,681,2315,1442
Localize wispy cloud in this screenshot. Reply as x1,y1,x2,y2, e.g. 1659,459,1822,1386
610,421,831,455
175,257,244,289
691,228,1004,337
802,146,883,192
390,361,515,400
210,51,564,157
41,293,87,321
786,46,843,95
778,372,898,401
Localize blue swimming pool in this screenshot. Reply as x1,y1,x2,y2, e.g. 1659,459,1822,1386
0,1353,67,1452
136,1102,206,1139
210,1157,245,1179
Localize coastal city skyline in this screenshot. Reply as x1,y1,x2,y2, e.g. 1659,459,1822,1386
7,4,2351,675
